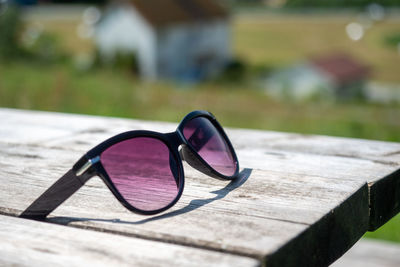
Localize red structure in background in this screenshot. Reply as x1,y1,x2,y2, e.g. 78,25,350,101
311,53,370,87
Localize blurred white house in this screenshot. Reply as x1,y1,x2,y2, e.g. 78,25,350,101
264,53,370,101
94,0,231,81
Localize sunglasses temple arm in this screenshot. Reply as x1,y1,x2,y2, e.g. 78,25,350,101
19,168,92,220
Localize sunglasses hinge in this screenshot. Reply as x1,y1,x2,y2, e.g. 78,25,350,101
75,156,100,176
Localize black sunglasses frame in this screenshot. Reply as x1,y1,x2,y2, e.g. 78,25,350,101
20,110,239,220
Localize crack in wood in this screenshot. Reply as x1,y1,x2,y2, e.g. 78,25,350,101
384,150,400,156
49,221,266,260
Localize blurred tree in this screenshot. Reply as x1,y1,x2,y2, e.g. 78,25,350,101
384,32,400,48
27,32,69,64
13,0,37,5
220,59,247,83
285,0,400,7
39,0,106,3
0,3,68,63
0,5,24,60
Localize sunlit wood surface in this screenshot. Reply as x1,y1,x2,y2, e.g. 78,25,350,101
0,108,399,266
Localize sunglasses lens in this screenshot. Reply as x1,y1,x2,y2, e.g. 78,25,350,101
182,116,237,177
100,137,180,212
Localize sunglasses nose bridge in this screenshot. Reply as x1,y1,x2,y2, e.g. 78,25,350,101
165,131,185,186
165,131,185,151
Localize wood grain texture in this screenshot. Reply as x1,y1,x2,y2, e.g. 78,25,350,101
2,108,398,229
331,238,400,267
0,141,367,263
228,128,400,230
0,108,399,266
0,215,258,267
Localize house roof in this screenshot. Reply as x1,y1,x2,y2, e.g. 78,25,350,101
129,0,228,27
311,54,370,85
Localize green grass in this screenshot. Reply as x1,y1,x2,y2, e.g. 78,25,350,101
365,214,400,242
1,61,399,141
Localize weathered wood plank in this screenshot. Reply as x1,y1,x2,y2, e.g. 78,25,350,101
0,108,398,265
2,108,398,229
229,129,400,230
0,133,368,266
331,238,400,267
0,141,367,225
1,108,398,185
234,147,399,231
2,108,399,165
0,215,258,267
229,129,400,166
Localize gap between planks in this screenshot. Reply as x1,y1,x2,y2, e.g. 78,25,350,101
0,214,259,267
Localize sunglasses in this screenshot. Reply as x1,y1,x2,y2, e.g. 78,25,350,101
20,111,239,219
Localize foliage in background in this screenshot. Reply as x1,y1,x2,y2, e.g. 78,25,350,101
92,49,139,74
285,0,400,7
384,32,400,48
13,0,106,4
0,4,68,64
0,5,25,60
215,58,248,83
26,31,69,64
233,0,400,8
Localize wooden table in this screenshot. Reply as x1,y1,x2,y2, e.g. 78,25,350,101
0,108,399,266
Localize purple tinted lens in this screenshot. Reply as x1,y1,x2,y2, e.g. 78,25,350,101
183,117,237,177
100,137,179,212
